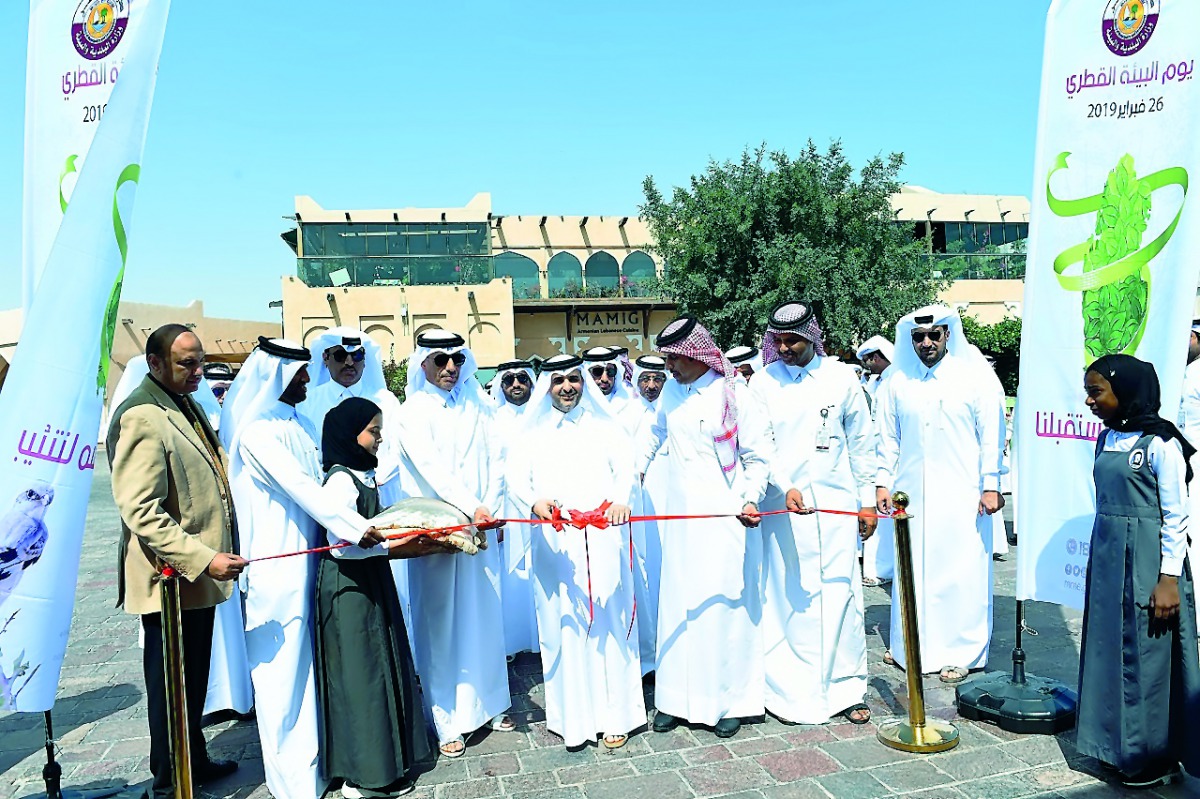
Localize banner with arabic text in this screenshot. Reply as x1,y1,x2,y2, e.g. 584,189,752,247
1016,0,1199,607
0,0,171,711
21,0,146,312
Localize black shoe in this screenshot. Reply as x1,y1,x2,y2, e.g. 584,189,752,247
714,718,740,738
195,758,238,784
651,712,680,733
1120,763,1179,789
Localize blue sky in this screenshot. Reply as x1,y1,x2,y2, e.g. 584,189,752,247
0,1,1049,321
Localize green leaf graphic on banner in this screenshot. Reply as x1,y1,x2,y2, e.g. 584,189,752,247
59,155,79,213
1046,152,1189,361
98,163,140,393
1081,155,1150,357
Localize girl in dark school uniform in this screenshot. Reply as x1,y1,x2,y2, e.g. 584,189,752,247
1078,354,1200,789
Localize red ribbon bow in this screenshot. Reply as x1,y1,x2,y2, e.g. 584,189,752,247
550,500,612,531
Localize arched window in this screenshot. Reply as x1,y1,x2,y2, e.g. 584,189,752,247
584,252,619,296
622,251,656,297
494,252,541,299
547,252,583,298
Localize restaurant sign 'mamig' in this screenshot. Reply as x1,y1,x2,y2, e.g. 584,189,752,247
572,309,642,336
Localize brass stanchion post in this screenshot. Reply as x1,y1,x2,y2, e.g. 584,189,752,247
159,566,194,799
877,492,960,753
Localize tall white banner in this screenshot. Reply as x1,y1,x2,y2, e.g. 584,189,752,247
1016,0,1199,607
21,0,144,313
0,0,170,712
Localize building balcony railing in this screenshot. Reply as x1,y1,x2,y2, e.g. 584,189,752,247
924,252,1026,281
297,257,669,299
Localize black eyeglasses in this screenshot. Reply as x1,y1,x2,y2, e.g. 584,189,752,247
910,329,944,343
329,349,366,364
501,372,531,386
589,365,618,378
433,352,467,368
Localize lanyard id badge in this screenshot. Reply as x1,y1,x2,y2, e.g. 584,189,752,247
815,406,832,451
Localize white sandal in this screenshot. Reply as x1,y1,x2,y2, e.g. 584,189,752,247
438,735,466,758
488,714,516,732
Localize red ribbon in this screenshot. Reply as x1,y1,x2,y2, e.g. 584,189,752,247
242,504,895,565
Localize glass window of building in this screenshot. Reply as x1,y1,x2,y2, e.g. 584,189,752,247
547,252,583,297
622,251,656,296
495,252,541,299
584,252,619,296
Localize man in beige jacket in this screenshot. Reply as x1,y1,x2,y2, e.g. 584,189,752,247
107,323,247,799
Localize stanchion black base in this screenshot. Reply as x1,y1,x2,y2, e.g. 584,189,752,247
956,672,1078,735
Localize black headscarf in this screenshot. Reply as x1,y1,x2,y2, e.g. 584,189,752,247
321,397,382,473
1087,353,1196,482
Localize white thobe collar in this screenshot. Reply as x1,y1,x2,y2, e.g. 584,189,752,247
783,354,822,382
270,399,301,420
552,403,585,428
682,369,718,395
421,381,459,408
917,357,948,381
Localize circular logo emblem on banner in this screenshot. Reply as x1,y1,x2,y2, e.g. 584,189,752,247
1102,0,1160,57
1128,448,1146,470
71,0,130,61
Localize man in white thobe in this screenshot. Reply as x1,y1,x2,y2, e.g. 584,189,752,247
725,345,760,383
856,335,896,586
507,354,645,749
392,330,513,757
299,328,405,504
492,359,540,657
219,338,374,799
875,306,1006,683
639,317,769,738
753,301,876,725
582,346,633,414
619,355,669,676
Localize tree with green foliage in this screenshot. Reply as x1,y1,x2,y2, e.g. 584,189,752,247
960,313,1022,395
641,142,945,353
382,359,408,402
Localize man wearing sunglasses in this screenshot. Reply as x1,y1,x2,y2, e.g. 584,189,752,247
301,328,405,507
489,360,540,659
621,354,670,677
582,346,633,411
874,305,1007,687
393,330,514,758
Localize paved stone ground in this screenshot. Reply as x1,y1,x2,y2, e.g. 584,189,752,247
3,460,1198,799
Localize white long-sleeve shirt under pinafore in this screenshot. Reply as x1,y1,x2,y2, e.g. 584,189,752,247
393,384,510,742
232,402,371,799
1178,358,1200,625
875,356,1006,672
861,368,895,582
511,403,645,746
752,356,875,723
620,396,667,675
495,401,540,656
638,370,770,725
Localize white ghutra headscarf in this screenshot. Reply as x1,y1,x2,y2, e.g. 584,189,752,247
218,338,312,482
405,329,492,412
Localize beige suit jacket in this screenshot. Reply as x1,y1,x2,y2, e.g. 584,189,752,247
107,376,236,615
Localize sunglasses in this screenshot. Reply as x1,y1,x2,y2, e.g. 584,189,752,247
432,352,467,368
501,372,531,386
910,329,944,343
212,386,227,398
329,349,366,364
589,365,618,379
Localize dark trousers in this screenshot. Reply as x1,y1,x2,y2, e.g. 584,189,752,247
142,607,215,799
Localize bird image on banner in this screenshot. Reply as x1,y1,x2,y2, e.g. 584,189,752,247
0,482,55,608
